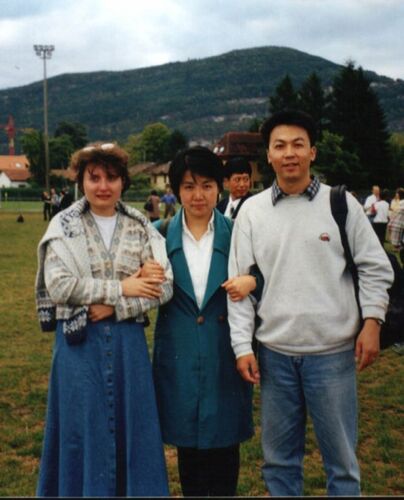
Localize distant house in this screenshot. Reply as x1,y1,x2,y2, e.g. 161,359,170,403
129,162,170,190
51,168,76,182
0,155,31,187
212,132,265,188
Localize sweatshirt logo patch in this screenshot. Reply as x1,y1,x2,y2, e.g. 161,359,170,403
319,232,330,242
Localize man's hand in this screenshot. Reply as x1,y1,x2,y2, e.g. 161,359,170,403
89,304,115,322
140,259,166,281
121,268,163,299
222,275,256,302
355,318,381,371
236,353,260,384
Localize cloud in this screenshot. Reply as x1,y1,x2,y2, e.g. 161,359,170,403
0,0,403,90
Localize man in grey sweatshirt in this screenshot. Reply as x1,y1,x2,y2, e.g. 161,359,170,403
227,110,394,497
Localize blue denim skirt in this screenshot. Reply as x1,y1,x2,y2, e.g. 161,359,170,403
37,319,169,497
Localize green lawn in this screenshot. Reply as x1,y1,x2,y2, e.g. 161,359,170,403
0,211,403,496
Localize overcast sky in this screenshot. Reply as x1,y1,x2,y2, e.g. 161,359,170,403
0,0,403,90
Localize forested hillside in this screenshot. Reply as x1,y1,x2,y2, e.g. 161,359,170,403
0,46,403,148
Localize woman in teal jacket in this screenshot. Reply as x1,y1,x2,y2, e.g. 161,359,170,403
145,147,256,497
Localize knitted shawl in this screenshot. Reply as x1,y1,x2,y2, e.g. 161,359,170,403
35,197,169,344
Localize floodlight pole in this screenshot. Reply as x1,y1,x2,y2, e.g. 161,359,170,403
34,44,55,192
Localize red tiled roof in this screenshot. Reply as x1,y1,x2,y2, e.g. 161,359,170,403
51,168,76,181
129,162,170,176
0,155,30,171
213,132,263,157
0,168,31,181
128,162,155,176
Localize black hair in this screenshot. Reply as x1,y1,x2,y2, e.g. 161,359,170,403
260,109,317,148
223,157,252,179
380,189,390,201
168,146,223,200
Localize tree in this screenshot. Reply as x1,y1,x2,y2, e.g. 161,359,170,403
248,118,263,133
166,129,188,160
139,123,171,163
125,133,143,165
298,72,327,136
21,130,46,185
54,121,88,150
389,135,404,187
126,124,188,164
313,131,365,189
329,62,392,186
49,135,75,169
269,74,298,113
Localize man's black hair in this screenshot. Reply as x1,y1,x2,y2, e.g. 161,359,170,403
223,157,252,179
260,109,317,148
168,146,223,200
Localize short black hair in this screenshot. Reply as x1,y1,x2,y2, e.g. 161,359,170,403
260,109,317,148
223,157,252,179
168,146,223,200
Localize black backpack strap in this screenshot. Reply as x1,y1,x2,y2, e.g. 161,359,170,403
330,185,363,324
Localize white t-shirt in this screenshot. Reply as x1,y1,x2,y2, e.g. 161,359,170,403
373,200,390,223
91,211,118,250
363,194,378,215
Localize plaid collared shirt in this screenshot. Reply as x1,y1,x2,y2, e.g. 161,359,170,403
271,176,321,206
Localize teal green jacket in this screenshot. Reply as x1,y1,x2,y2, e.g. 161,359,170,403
153,209,254,449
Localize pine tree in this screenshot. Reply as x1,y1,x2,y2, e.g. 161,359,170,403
329,62,392,187
298,72,327,137
269,75,298,113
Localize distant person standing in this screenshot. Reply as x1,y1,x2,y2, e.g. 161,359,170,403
373,189,390,244
161,185,177,218
41,191,51,221
145,190,161,222
388,187,404,263
217,157,253,219
390,188,402,216
59,187,74,211
49,188,60,218
363,185,380,222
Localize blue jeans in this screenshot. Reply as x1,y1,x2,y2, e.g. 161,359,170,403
259,345,360,496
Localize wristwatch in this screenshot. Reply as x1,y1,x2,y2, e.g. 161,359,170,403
367,317,384,325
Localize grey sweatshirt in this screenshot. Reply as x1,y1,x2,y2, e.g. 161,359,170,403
228,183,394,357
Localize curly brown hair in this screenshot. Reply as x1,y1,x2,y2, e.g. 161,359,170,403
70,142,131,193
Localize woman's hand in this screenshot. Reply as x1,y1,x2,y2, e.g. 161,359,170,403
89,304,115,322
121,268,163,299
222,275,257,302
140,259,166,281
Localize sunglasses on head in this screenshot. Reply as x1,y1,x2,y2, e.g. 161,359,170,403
82,143,115,152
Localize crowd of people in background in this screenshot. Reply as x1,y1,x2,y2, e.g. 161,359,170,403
363,184,404,260
41,187,74,221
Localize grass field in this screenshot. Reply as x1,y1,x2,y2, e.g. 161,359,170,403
0,210,403,496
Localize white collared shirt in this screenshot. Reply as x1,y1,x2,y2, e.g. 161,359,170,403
224,196,241,218
182,211,215,308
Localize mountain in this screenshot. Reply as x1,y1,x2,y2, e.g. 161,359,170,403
0,46,403,150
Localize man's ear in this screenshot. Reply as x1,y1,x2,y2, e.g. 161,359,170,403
311,146,317,162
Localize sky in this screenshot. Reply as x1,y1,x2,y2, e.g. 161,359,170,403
0,0,403,91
